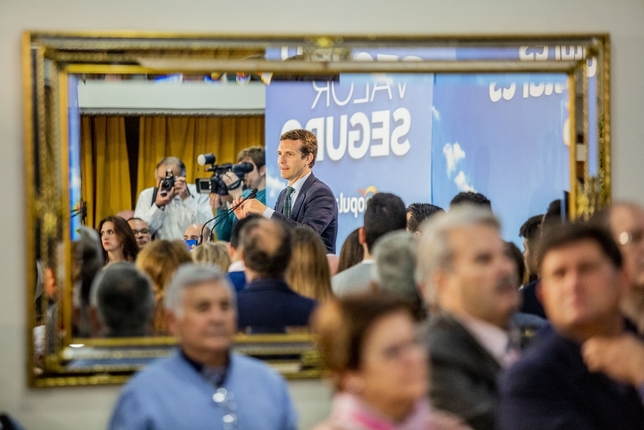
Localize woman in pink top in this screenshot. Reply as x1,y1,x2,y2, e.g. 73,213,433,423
312,294,470,430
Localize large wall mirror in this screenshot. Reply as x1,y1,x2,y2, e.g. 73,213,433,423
23,32,610,387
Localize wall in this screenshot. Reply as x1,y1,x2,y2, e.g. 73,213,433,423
1,1,643,428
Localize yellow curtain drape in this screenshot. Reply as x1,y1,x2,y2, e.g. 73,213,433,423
135,116,264,194
80,116,132,228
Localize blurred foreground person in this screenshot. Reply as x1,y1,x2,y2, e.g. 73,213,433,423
313,294,469,430
498,223,644,429
416,205,521,430
580,203,644,401
109,264,297,430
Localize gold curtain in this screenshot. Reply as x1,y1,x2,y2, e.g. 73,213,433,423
80,116,132,228
135,116,264,194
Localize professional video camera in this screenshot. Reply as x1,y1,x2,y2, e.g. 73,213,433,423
195,153,254,195
159,169,175,196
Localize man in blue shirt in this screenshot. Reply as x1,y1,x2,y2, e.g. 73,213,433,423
108,264,297,430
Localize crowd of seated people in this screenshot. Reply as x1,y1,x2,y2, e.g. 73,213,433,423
59,147,644,429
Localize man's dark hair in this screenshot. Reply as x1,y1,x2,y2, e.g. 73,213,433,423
406,203,444,232
519,214,544,241
237,146,266,170
506,241,525,285
240,218,292,278
280,129,318,168
230,214,261,249
156,156,187,177
449,191,492,209
536,222,622,271
92,263,153,337
364,193,407,252
542,193,570,231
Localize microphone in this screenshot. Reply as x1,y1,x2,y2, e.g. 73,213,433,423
198,188,259,245
197,153,216,166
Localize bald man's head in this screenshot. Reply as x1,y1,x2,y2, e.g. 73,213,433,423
239,218,291,278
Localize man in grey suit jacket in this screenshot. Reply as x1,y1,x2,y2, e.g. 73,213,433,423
332,192,407,296
234,129,338,253
416,205,521,430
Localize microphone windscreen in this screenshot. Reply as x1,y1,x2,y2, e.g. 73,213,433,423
249,188,259,199
197,153,215,166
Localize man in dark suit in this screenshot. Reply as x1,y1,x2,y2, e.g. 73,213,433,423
233,129,338,253
498,222,644,430
416,204,522,430
235,217,317,333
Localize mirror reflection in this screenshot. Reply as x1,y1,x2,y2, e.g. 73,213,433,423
61,68,572,342
26,34,609,386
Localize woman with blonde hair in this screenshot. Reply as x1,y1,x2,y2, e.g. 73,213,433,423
192,241,232,272
312,294,469,430
287,226,333,301
135,240,192,335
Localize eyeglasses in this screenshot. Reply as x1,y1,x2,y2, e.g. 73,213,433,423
212,387,238,430
617,229,644,246
131,228,150,235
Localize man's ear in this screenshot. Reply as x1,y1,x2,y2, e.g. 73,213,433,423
259,165,266,177
358,227,366,245
166,310,179,337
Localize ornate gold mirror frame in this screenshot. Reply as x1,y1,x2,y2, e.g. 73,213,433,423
23,32,609,387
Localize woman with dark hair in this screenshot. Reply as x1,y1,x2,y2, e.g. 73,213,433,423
312,294,469,430
287,226,334,301
98,216,139,264
336,228,364,274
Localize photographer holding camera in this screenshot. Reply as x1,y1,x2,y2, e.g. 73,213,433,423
211,146,267,242
134,157,212,240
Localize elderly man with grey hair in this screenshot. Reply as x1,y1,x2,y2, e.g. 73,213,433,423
416,204,521,430
89,262,153,338
108,264,297,430
371,230,427,321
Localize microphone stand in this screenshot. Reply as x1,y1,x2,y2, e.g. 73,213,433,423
198,188,258,245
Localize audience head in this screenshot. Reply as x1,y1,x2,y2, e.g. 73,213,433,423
362,192,407,254
184,223,211,242
240,218,291,279
449,191,491,210
128,217,152,249
312,294,427,421
72,227,104,336
371,231,426,321
164,264,236,355
536,222,626,341
417,204,519,327
542,194,570,232
519,214,543,279
286,226,333,301
237,146,266,190
406,203,444,234
505,241,526,287
136,240,193,297
98,216,139,263
89,262,154,337
192,242,232,272
229,214,261,263
595,203,644,291
337,228,364,274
